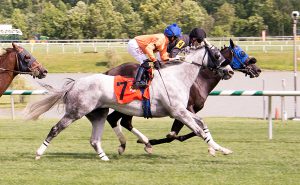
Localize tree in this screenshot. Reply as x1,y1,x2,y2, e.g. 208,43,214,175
0,0,14,18
86,0,124,38
112,0,143,38
233,14,265,36
62,1,88,39
11,9,29,39
177,0,213,34
211,2,236,36
139,0,175,34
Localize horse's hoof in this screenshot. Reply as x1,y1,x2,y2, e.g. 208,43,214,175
118,144,126,155
101,156,110,161
99,153,110,161
35,155,41,160
166,131,177,138
144,143,153,154
220,147,233,155
208,147,216,157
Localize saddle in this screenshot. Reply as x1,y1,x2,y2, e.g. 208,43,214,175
114,75,152,118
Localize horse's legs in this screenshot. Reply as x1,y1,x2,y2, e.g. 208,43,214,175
35,114,77,160
107,111,127,154
189,113,233,156
107,111,152,154
166,105,195,139
86,108,109,161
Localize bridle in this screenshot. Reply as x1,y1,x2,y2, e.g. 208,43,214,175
0,50,41,76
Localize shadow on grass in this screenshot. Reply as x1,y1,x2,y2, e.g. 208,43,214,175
95,61,108,67
20,152,172,161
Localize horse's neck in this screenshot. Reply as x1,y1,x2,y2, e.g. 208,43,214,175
0,51,17,97
162,62,201,89
164,48,207,87
197,69,221,96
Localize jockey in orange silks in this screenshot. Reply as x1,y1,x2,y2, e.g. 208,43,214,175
127,23,182,88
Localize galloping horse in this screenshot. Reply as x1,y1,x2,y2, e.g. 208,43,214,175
105,39,261,155
0,43,48,97
25,44,234,161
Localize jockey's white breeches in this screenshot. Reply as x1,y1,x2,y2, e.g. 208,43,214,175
127,39,161,64
127,39,148,64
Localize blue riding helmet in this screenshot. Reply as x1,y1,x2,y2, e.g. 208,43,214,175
229,45,249,69
164,23,182,37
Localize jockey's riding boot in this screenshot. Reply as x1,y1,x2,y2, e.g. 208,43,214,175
133,65,147,89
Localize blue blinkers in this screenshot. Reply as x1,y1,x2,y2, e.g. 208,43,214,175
229,45,249,69
16,46,37,71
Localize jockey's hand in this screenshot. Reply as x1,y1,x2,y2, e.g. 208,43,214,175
153,60,161,70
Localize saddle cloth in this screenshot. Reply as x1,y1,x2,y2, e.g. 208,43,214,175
114,75,150,104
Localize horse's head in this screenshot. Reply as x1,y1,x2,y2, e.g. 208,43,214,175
12,43,48,79
221,39,261,78
203,43,234,80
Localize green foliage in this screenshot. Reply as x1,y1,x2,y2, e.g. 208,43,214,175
0,0,298,38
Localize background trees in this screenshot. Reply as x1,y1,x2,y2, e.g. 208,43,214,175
0,0,298,39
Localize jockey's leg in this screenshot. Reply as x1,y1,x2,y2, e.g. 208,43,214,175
134,60,150,88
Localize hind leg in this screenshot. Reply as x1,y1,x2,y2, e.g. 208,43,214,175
86,108,109,161
107,111,152,154
35,114,78,160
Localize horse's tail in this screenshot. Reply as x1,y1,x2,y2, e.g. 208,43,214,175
24,79,76,120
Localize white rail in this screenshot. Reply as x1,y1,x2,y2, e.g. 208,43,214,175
3,90,300,139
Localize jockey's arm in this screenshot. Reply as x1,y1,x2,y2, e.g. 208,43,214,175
144,43,157,62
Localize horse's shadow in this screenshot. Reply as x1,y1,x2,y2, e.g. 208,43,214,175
21,152,170,161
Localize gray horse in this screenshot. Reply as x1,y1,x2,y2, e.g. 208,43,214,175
25,45,234,161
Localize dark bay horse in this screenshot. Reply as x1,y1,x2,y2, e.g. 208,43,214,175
105,39,261,155
0,43,48,97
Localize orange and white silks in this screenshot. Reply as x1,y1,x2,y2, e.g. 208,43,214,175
114,75,150,104
135,34,169,62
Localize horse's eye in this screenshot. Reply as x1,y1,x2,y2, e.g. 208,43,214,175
215,53,220,59
240,51,245,57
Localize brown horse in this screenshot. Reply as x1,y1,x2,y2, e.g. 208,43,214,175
0,43,48,97
105,40,261,154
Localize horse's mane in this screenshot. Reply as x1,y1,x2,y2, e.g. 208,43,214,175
0,48,15,59
161,60,183,68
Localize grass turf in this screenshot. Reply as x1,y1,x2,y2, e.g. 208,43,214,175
0,117,299,185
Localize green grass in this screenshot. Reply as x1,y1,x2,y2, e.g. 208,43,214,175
31,50,299,73
3,41,298,72
0,117,299,185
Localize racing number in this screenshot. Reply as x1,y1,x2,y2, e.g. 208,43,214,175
175,40,185,49
117,81,127,100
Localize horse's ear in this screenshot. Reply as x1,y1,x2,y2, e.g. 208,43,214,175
12,42,21,52
229,39,234,48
